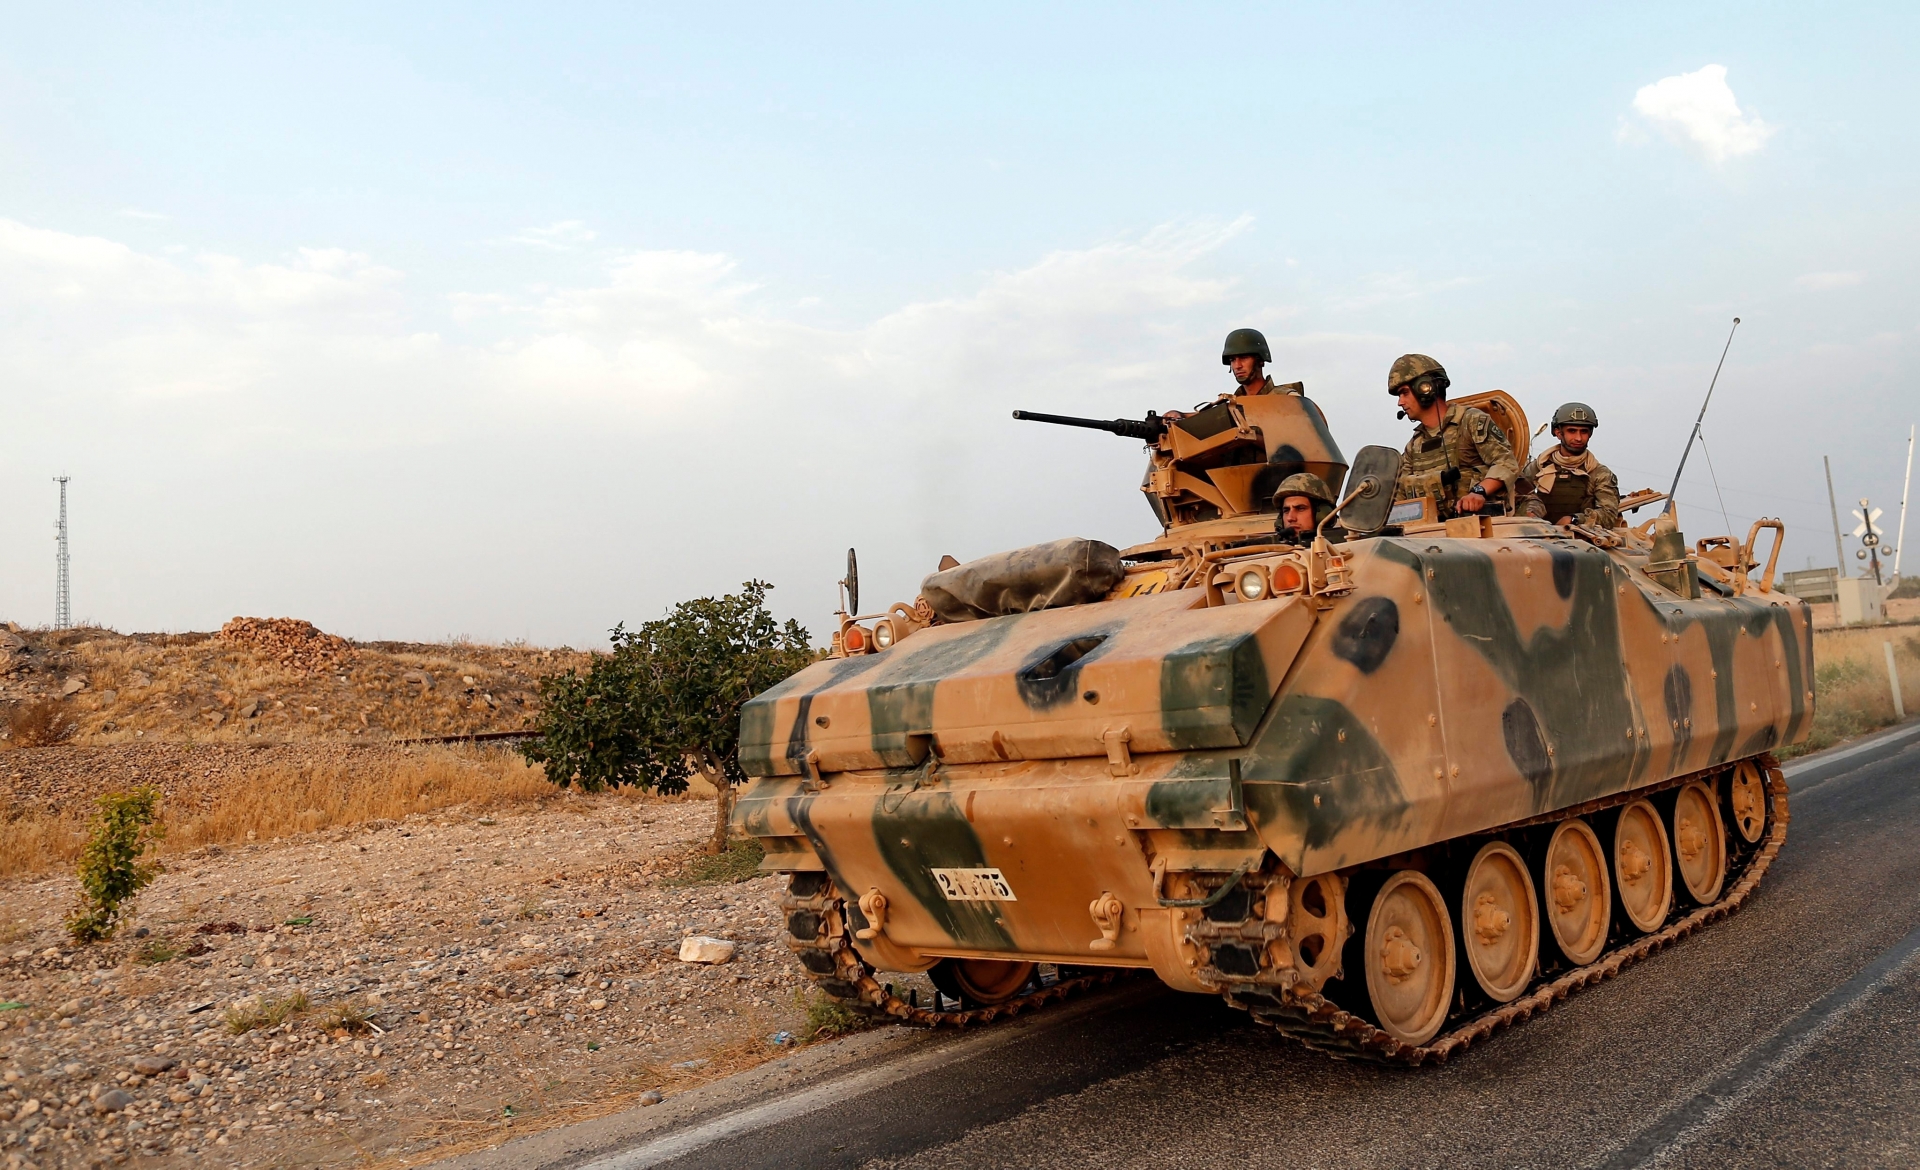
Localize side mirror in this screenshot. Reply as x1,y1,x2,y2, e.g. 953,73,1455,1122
1335,446,1401,536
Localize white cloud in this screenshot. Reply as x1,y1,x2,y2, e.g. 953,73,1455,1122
1796,271,1864,291
507,220,598,249
0,213,1295,640
1628,64,1773,164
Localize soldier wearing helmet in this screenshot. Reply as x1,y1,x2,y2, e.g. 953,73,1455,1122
1163,328,1302,424
1273,472,1342,545
1389,354,1518,517
1221,328,1301,398
1521,402,1620,529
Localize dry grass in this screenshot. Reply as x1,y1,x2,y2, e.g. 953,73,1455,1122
0,746,559,880
0,698,76,747
314,999,373,1035
1782,627,1920,758
224,990,311,1035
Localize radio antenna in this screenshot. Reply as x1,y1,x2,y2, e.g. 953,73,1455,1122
1664,317,1741,516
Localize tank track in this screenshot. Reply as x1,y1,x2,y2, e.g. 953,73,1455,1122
1213,762,1792,1065
780,872,1120,1027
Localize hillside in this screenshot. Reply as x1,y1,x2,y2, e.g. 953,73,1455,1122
0,619,595,746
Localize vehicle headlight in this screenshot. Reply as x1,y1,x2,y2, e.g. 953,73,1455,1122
872,619,896,650
1236,568,1269,601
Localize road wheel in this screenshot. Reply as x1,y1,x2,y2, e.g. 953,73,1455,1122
929,958,1037,1007
1460,841,1538,1003
1727,760,1767,844
1363,871,1456,1046
1287,872,1349,992
1612,799,1674,933
1672,781,1728,904
1543,818,1611,965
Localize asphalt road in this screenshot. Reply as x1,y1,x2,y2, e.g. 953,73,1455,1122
452,722,1920,1170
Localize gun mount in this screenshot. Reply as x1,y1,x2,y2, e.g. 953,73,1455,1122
1017,393,1349,547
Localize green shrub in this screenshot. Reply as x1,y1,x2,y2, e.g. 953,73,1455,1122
1815,658,1870,689
523,581,815,853
65,786,165,944
799,989,865,1040
664,837,765,887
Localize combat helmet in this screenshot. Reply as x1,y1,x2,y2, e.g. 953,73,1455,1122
1552,402,1599,429
1388,353,1449,396
1272,471,1336,509
1222,328,1271,365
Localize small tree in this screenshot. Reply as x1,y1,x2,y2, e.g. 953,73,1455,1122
523,581,815,852
67,786,166,943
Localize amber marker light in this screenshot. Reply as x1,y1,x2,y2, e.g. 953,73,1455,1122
1269,563,1304,594
842,625,869,653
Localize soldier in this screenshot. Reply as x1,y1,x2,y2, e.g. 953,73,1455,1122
1164,329,1302,425
1389,354,1518,517
1522,402,1621,529
1221,328,1302,398
1273,472,1342,545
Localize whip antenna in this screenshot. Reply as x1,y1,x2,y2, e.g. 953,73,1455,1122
1665,317,1741,515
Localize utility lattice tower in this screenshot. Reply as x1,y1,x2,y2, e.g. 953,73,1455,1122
53,476,71,629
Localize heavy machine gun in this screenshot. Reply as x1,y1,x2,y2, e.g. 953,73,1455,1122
1011,409,1169,442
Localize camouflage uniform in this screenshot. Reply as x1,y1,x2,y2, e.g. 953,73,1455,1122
1240,375,1304,397
1522,445,1621,528
1394,401,1519,517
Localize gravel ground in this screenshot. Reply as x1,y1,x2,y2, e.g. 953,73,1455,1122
0,792,822,1169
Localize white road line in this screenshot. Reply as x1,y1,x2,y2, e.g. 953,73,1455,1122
1594,909,1920,1167
1781,719,1920,779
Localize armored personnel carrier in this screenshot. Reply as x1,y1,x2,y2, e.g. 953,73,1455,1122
733,384,1809,1062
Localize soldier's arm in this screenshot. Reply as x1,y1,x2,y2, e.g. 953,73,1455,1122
1518,459,1548,518
1473,417,1520,489
1582,463,1622,529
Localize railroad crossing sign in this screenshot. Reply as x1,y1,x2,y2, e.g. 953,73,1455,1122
1852,505,1882,537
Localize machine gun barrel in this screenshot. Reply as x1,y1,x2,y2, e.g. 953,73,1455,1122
1011,409,1168,442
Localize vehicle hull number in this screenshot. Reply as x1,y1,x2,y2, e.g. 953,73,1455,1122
929,867,1018,902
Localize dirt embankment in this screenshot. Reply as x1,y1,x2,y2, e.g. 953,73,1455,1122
0,622,596,747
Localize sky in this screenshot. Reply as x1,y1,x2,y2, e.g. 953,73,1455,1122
2,3,1916,646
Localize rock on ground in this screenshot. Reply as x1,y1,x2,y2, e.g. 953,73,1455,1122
0,791,824,1168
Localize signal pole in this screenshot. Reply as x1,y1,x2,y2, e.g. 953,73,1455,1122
1825,456,1846,574
1896,425,1914,580
53,476,71,629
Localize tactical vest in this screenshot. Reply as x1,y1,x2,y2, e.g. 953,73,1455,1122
1538,471,1590,523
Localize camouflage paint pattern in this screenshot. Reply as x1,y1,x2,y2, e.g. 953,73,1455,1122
734,513,1811,984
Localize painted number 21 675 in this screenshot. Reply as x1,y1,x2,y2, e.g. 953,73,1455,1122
929,867,1018,902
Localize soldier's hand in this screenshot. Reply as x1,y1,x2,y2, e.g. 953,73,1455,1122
1457,492,1486,514
1557,515,1575,528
